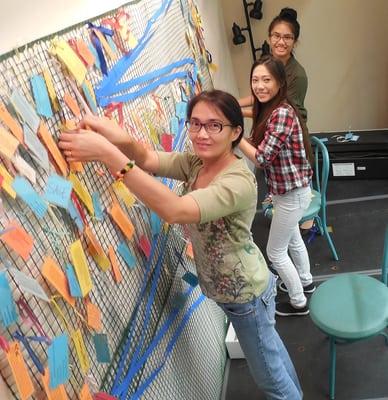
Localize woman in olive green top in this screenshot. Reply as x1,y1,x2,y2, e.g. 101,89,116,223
59,90,302,399
239,7,308,122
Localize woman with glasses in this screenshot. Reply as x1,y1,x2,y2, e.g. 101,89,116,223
59,90,302,399
239,7,308,122
239,55,314,317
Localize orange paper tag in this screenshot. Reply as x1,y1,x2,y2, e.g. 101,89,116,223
6,342,35,400
93,29,117,60
76,39,95,67
186,242,194,259
71,329,90,374
38,122,69,176
84,226,110,272
41,256,76,307
0,126,19,160
0,102,24,144
0,220,34,261
70,240,93,297
63,92,81,117
41,368,69,400
79,382,93,400
108,245,122,283
86,301,102,331
109,202,135,240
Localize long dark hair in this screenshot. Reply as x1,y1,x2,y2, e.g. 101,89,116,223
187,90,244,148
268,7,300,41
249,55,313,164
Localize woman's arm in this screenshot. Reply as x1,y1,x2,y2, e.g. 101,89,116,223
238,138,260,167
59,131,201,224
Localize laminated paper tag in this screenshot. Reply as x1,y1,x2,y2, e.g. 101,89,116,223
0,126,19,160
9,267,49,301
86,301,102,331
12,153,37,184
41,368,69,400
23,124,50,172
0,101,24,143
0,164,16,198
0,220,34,261
41,256,76,307
38,122,69,176
50,39,87,86
47,334,70,388
6,341,35,400
69,173,94,216
70,240,93,297
71,329,90,374
79,382,93,400
109,202,134,240
108,245,122,283
112,181,136,209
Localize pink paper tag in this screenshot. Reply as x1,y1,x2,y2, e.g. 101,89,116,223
161,133,173,152
138,235,151,259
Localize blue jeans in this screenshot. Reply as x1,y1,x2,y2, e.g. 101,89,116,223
218,273,302,400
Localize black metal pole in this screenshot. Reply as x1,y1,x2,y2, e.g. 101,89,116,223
242,0,258,60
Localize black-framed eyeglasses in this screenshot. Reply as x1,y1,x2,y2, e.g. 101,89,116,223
185,119,234,135
269,32,295,43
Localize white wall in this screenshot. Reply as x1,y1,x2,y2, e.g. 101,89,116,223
222,0,388,132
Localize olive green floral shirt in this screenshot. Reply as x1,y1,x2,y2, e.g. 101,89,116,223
157,151,269,303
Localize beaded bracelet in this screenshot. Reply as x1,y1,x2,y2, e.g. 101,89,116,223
115,160,135,180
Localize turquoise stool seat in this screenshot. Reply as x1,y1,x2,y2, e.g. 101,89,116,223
300,189,320,223
310,274,388,339
309,226,388,399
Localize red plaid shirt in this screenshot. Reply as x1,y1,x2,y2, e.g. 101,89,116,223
255,103,312,195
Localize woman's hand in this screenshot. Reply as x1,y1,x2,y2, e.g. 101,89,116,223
79,114,130,147
58,129,115,164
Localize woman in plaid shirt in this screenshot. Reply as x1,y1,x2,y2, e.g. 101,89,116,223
239,55,314,316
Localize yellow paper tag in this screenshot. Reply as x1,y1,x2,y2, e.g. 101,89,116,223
86,301,102,331
0,102,24,144
41,368,69,400
0,164,16,198
43,69,60,112
38,122,69,176
83,79,97,106
0,126,19,160
41,256,76,307
127,31,138,49
71,329,90,374
109,202,135,240
79,382,93,400
69,173,94,216
70,239,93,297
84,227,111,272
112,181,136,208
51,39,87,85
108,245,122,283
6,342,35,400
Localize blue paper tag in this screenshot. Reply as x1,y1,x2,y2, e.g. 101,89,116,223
23,124,50,172
117,242,136,269
10,88,40,133
31,75,53,118
182,271,198,287
12,176,48,219
93,333,111,363
345,132,353,140
48,334,70,388
65,263,82,298
0,272,18,327
44,174,73,209
106,35,118,55
170,116,179,136
68,200,84,232
175,101,187,120
171,292,187,309
150,211,161,236
92,192,104,221
88,43,101,70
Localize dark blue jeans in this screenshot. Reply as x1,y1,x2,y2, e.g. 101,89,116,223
218,273,302,399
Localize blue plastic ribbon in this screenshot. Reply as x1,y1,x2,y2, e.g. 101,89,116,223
88,23,113,76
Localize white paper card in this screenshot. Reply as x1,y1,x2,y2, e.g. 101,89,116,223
332,162,355,177
9,267,49,302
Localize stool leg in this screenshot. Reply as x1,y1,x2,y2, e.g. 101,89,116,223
329,337,336,400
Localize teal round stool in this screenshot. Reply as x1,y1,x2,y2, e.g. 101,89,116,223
310,273,388,399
